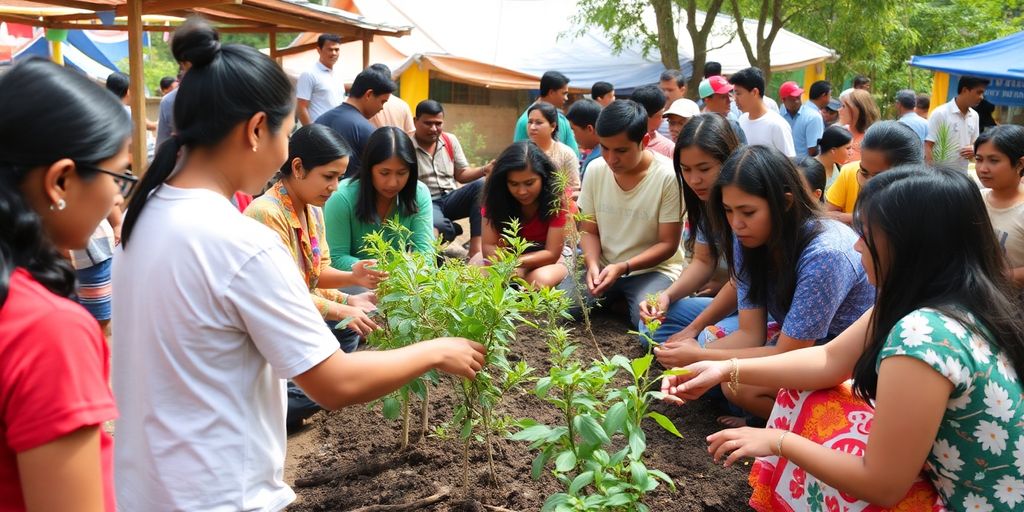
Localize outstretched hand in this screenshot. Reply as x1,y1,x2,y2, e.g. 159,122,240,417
660,359,731,404
428,337,486,380
352,259,388,289
707,427,786,467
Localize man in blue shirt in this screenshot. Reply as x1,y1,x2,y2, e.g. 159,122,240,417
779,81,825,157
513,71,579,156
316,68,396,177
895,89,929,141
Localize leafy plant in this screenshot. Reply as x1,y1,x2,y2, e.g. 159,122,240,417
931,122,959,165
364,219,566,494
512,316,683,511
450,121,489,166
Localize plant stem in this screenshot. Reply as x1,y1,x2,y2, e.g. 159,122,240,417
419,386,429,442
481,405,499,487
401,395,410,450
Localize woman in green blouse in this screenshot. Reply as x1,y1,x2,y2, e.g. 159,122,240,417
325,126,434,270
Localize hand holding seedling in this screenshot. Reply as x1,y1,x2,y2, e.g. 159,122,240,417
335,305,379,337
425,337,486,379
638,292,669,323
661,359,730,404
351,259,388,289
652,341,704,368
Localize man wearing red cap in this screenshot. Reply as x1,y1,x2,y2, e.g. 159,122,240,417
779,81,825,157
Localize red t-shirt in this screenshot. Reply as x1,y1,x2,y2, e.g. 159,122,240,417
482,205,570,246
0,269,117,512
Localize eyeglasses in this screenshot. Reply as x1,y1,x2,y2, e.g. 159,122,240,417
77,163,138,197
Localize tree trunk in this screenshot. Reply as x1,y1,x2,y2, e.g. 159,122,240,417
683,0,726,98
650,0,679,70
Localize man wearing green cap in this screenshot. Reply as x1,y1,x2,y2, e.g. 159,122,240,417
699,76,747,144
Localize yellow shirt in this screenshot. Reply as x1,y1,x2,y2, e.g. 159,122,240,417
824,161,861,214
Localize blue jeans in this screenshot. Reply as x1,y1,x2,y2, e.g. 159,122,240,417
559,270,674,328
638,296,740,348
286,321,359,431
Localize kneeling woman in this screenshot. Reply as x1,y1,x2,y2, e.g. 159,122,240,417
325,126,434,270
654,145,874,423
477,141,570,288
245,124,381,344
663,166,1024,509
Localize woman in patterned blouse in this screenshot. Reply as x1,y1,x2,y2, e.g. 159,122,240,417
663,165,1024,509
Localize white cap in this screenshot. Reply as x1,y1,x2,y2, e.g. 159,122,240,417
663,98,701,119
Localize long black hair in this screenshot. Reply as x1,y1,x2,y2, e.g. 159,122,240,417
277,124,352,181
709,145,824,315
121,18,294,247
674,114,740,258
794,157,827,203
482,141,561,233
354,126,420,224
527,102,559,137
817,125,852,153
0,58,129,306
851,166,1024,401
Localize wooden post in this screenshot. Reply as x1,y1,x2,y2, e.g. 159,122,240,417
269,31,281,65
362,34,370,69
127,0,148,174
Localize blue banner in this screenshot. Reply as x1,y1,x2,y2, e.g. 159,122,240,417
949,74,1024,107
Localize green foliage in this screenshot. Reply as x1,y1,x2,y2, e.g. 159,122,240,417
512,316,681,510
364,219,566,491
116,37,179,96
449,122,489,166
930,123,960,164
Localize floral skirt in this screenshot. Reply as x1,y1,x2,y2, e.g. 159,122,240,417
748,384,946,511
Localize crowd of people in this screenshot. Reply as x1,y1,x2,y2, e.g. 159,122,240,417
2,17,1023,512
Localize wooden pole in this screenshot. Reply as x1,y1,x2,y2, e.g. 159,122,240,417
269,31,281,65
127,0,148,175
362,34,370,69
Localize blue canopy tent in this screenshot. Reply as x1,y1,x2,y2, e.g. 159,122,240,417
14,29,148,83
910,31,1024,124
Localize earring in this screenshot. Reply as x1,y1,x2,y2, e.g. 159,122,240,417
49,199,66,211
252,145,258,153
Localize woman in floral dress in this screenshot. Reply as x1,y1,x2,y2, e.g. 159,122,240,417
662,165,1024,509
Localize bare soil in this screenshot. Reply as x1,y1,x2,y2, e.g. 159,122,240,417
284,312,754,511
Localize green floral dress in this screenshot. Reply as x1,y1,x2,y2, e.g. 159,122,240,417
878,308,1024,511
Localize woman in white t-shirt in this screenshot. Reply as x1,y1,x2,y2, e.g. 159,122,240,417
526,102,581,199
975,124,1024,288
113,19,485,512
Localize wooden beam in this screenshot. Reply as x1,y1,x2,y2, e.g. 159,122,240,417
142,0,241,15
126,0,148,176
18,0,117,11
271,41,317,58
362,35,370,69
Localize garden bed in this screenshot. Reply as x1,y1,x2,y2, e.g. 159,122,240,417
286,312,753,511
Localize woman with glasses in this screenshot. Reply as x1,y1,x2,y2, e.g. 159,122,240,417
0,58,132,511
825,121,922,225
112,20,485,510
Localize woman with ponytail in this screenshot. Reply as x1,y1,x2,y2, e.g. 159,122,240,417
113,19,485,511
0,58,132,511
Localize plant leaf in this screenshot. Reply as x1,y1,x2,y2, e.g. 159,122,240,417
630,460,651,489
647,411,683,438
604,493,634,507
661,368,691,376
628,426,647,460
531,448,552,480
602,402,628,436
574,414,611,447
510,424,553,442
381,397,401,420
554,450,577,473
569,471,594,496
541,493,571,512
630,354,653,379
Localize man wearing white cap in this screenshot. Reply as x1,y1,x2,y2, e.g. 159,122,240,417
698,76,747,144
662,98,701,142
779,81,825,157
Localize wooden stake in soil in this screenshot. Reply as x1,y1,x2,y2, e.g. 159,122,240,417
345,486,451,512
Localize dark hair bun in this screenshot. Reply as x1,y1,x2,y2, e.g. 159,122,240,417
171,18,221,68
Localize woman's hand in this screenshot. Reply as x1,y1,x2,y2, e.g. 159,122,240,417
426,337,486,379
653,341,705,370
351,259,387,289
336,305,379,337
707,427,787,467
346,291,377,313
639,291,670,323
660,359,732,404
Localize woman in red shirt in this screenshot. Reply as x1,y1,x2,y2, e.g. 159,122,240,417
0,59,132,511
477,141,570,288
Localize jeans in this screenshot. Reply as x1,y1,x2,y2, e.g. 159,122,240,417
559,270,674,328
639,296,740,347
432,179,483,242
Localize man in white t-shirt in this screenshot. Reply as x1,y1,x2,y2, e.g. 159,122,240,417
296,34,345,126
569,99,685,330
729,67,796,157
925,75,988,171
